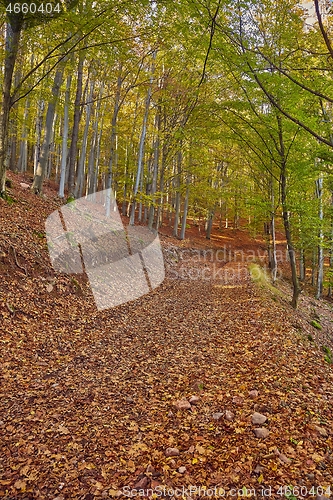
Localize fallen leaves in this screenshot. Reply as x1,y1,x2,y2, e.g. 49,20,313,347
165,447,180,457
1,176,333,497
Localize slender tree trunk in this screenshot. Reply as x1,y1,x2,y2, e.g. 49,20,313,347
0,21,22,195
311,248,316,286
148,110,160,230
130,52,156,225
271,211,277,282
32,67,64,194
34,100,44,175
316,174,324,299
106,66,122,216
299,249,305,282
206,209,215,240
58,75,71,198
9,71,21,171
46,111,57,179
270,176,277,282
156,143,167,230
75,79,94,199
328,190,333,297
68,52,84,197
180,176,190,240
173,151,182,237
17,98,30,172
281,170,301,308
277,114,301,308
138,160,144,222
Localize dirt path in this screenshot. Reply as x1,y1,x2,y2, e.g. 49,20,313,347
1,252,333,498
1,176,333,498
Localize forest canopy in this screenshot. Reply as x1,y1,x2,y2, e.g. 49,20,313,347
0,0,333,308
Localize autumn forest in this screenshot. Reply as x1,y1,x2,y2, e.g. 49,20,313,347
1,0,333,497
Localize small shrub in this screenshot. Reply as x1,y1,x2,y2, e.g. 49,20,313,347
5,194,16,205
307,334,314,342
310,319,322,330
322,346,332,364
33,230,45,239
66,195,75,204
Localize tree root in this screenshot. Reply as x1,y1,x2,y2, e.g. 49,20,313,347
9,244,28,276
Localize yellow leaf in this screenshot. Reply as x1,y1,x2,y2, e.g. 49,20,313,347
195,444,205,454
129,442,148,454
312,453,324,463
258,473,264,484
192,457,199,464
127,460,136,472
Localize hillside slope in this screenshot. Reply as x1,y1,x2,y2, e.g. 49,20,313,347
0,173,333,499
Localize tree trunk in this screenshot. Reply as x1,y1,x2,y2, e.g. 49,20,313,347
0,21,22,196
281,170,301,308
173,151,182,237
106,67,122,216
316,175,324,299
34,100,44,175
67,52,84,197
32,67,64,194
58,75,71,198
180,176,190,240
148,110,160,230
328,190,333,297
74,79,94,199
206,210,214,240
130,52,156,225
156,143,167,230
270,176,277,282
17,98,29,172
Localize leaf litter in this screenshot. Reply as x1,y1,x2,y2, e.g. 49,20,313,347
0,173,333,498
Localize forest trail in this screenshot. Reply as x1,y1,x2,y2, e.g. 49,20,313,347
1,175,333,498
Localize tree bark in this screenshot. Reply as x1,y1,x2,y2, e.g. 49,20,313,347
281,170,301,308
106,66,122,216
67,52,84,197
17,98,30,172
316,174,324,299
74,79,94,199
180,176,190,240
148,110,160,230
59,75,72,198
173,151,182,237
130,52,156,225
0,20,23,196
32,67,64,193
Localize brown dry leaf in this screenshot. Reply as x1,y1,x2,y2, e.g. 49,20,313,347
14,480,26,491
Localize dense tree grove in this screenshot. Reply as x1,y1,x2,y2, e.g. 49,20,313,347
0,0,333,307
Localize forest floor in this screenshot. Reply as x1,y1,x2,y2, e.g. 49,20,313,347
1,172,333,500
